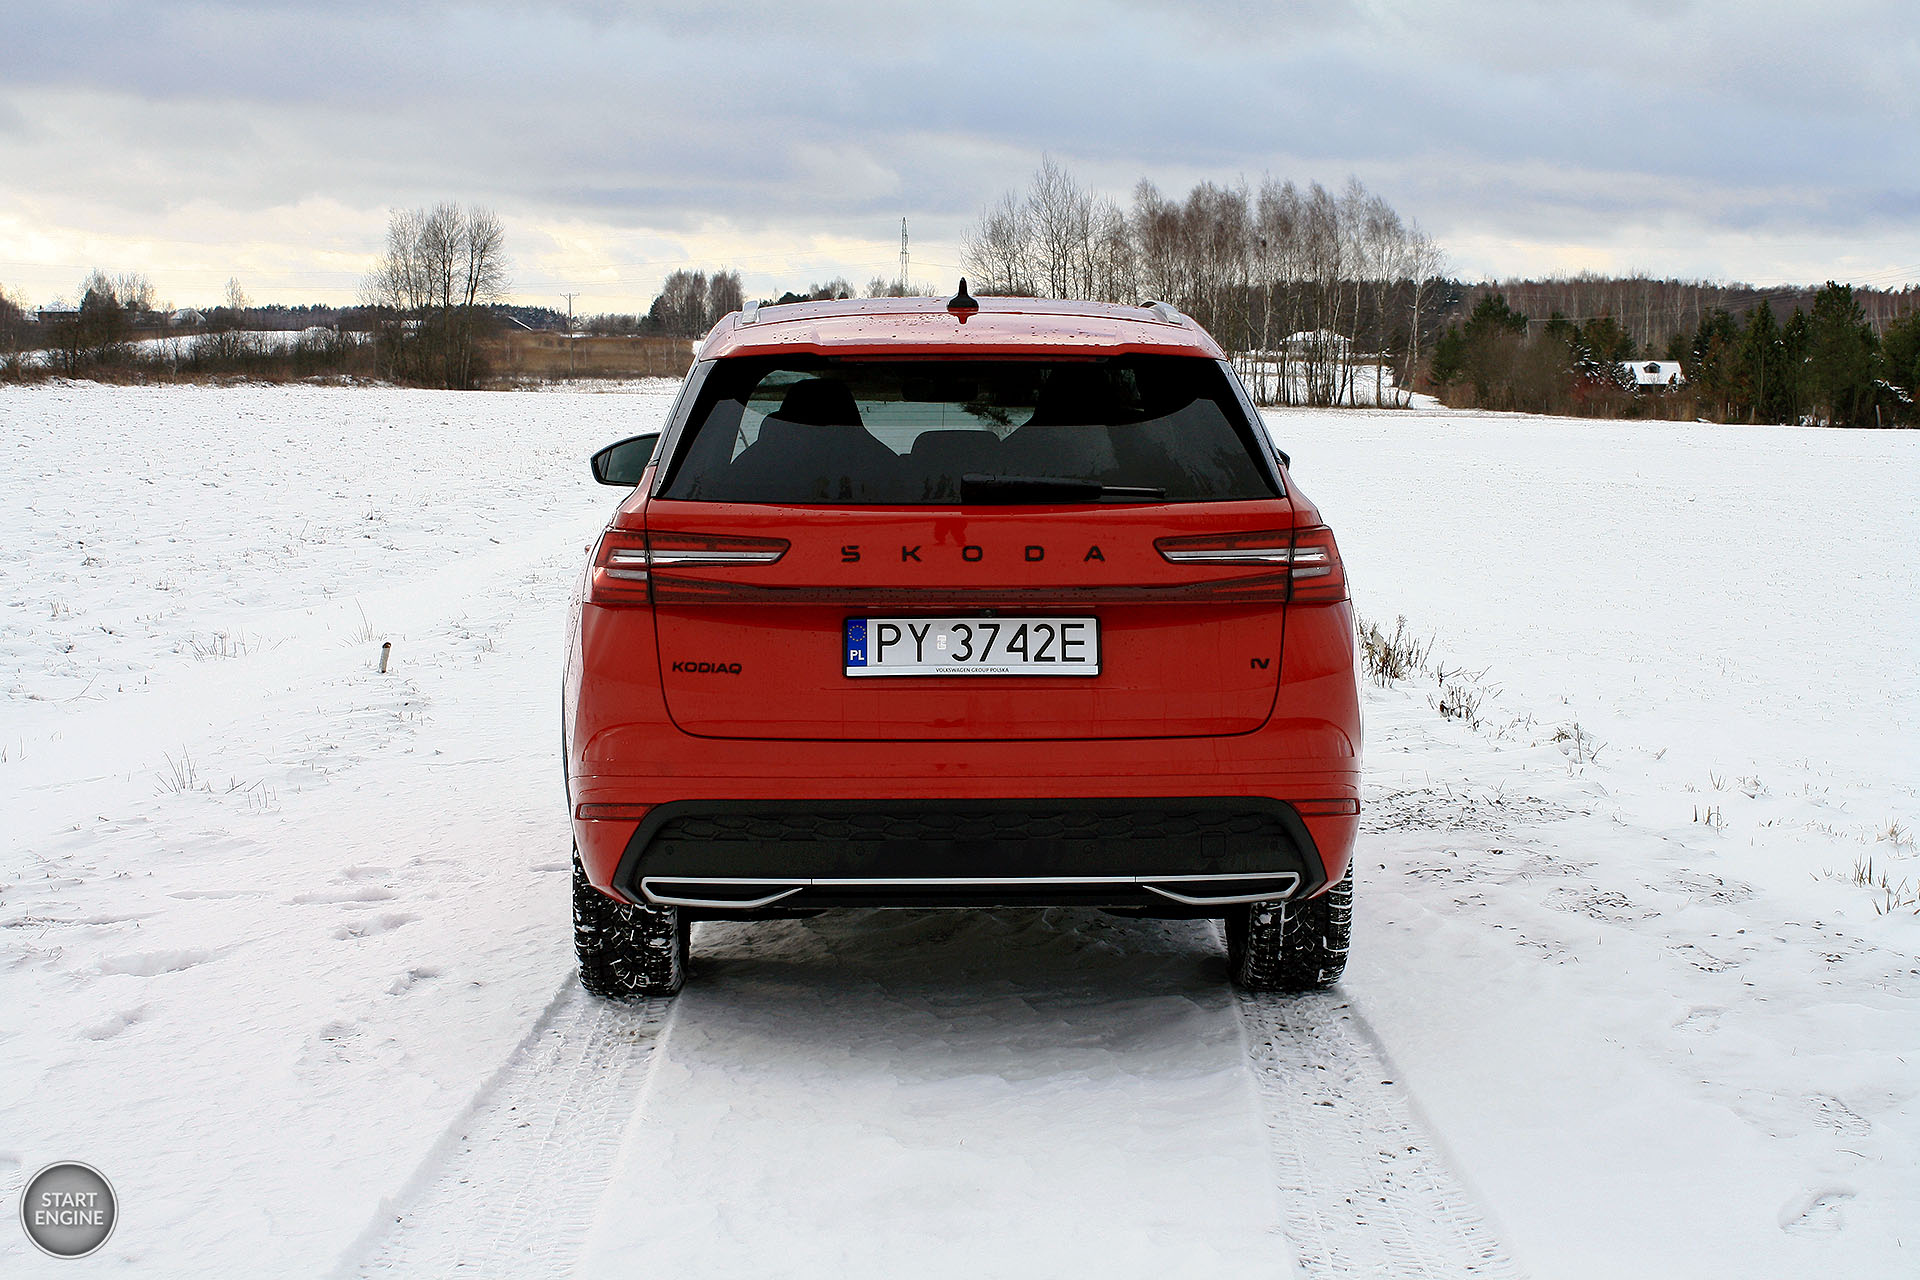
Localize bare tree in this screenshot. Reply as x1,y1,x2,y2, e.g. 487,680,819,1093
209,276,253,342
961,191,1035,295
450,207,506,387
648,270,708,336
1087,197,1135,305
364,202,509,387
1131,180,1183,308
865,274,917,298
1402,227,1445,402
0,283,24,370
706,270,744,322
52,269,134,370
1294,184,1343,403
124,274,155,310
1026,156,1095,299
1353,185,1404,406
193,273,260,366
1248,178,1302,402
1183,180,1252,343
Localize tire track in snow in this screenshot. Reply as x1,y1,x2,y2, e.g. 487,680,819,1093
343,915,1517,1279
575,910,1294,1277
1235,986,1521,1279
340,979,675,1277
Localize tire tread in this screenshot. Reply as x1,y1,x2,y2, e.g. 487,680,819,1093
573,858,688,999
1226,878,1352,992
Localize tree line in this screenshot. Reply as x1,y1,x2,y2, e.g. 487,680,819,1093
589,271,873,338
8,189,1913,418
1453,275,1919,357
960,157,1446,407
1429,283,1918,425
36,270,158,373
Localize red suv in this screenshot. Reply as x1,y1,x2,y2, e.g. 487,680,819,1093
564,287,1359,998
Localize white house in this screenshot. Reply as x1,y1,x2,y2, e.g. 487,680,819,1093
1624,360,1685,389
1281,329,1353,359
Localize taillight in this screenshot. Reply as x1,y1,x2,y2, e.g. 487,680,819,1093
588,529,653,606
1156,529,1296,565
1154,525,1348,603
645,530,790,566
1286,525,1348,602
586,530,788,606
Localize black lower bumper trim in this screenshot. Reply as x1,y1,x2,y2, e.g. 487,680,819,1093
612,797,1328,915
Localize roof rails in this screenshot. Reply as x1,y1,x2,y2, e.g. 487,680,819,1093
1139,300,1185,325
736,300,763,327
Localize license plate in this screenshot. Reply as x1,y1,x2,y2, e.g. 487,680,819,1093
845,616,1099,677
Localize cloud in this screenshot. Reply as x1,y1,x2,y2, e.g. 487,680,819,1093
0,0,1912,308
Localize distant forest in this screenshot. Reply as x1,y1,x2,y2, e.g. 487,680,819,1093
2,180,1914,422
1430,282,1917,426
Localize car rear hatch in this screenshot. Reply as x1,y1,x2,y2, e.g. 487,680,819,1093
624,352,1320,742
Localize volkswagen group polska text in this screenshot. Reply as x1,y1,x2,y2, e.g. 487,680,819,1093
564,286,1360,997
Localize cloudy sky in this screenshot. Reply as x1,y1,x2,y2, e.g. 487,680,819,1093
2,0,1914,313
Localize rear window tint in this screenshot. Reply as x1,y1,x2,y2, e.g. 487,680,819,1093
660,355,1275,505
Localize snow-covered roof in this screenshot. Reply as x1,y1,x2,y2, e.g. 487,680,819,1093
1281,329,1352,351
1623,360,1685,387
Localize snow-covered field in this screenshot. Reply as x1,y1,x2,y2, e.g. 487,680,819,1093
1,383,1913,1277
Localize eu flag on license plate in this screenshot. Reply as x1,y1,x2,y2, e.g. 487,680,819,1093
844,619,867,668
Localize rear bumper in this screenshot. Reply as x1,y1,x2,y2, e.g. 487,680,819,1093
582,795,1353,917
565,597,1361,910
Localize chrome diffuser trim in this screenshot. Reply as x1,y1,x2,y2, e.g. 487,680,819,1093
638,871,1302,910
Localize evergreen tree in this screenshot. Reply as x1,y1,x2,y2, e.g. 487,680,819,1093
1462,293,1529,340
1737,301,1791,424
1581,314,1635,364
1457,293,1529,404
1429,323,1467,386
1879,309,1920,397
1780,308,1812,424
1803,282,1878,425
1688,309,1743,420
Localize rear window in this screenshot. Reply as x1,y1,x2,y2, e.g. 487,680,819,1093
659,355,1276,505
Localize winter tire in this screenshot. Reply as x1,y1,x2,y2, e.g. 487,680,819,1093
1225,877,1352,992
573,855,689,1000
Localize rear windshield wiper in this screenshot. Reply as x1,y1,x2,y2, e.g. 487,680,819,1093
959,474,1167,504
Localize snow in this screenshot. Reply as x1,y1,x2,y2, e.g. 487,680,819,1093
1,383,1914,1277
1273,404,1919,1276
